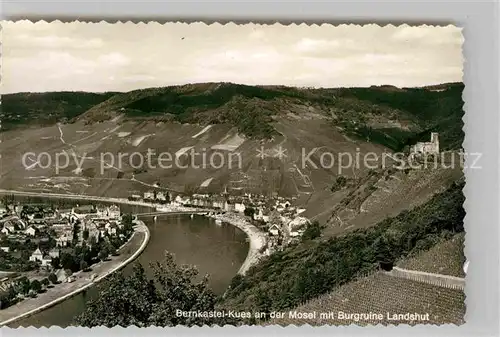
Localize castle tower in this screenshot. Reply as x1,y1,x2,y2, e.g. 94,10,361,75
430,132,440,154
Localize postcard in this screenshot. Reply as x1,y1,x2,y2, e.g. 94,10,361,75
0,21,465,328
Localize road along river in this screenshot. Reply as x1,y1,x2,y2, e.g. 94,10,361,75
0,220,150,326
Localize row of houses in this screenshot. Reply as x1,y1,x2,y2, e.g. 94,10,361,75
129,191,169,203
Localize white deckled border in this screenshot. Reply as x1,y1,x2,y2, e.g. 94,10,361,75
0,4,498,337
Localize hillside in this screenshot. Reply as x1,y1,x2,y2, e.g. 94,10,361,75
1,92,116,131
220,181,465,315
0,82,464,225
266,272,465,326
0,82,466,325
2,82,464,151
266,232,466,326
76,82,464,151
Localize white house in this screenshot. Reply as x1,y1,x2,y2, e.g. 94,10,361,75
156,192,167,202
49,248,60,259
253,208,264,221
269,224,281,236
234,202,246,213
56,235,71,247
1,223,15,234
143,191,155,201
106,205,121,219
25,226,38,236
288,216,310,237
212,199,225,210
29,248,44,262
41,255,52,267
224,202,235,212
107,224,117,235
174,195,191,206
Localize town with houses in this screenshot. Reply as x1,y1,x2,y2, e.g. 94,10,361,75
0,200,133,310
0,184,319,311
132,188,314,255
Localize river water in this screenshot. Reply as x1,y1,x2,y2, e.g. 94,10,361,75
8,207,249,327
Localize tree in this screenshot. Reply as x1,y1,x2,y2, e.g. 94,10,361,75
0,285,18,309
51,256,61,269
301,221,322,241
244,207,255,218
331,176,348,192
122,214,134,233
21,250,31,261
75,252,232,327
41,278,50,287
60,252,76,271
72,223,80,245
82,229,89,241
31,280,42,293
48,273,58,284
18,277,31,295
79,245,92,264
98,248,108,262
109,246,118,256
229,274,243,290
88,235,97,248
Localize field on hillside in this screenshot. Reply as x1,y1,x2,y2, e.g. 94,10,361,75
266,272,465,326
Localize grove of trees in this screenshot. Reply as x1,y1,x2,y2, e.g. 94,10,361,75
75,252,234,327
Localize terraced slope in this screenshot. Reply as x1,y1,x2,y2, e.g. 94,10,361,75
323,165,463,236
397,233,466,277
267,272,465,326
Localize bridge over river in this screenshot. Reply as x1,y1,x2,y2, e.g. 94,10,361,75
134,209,225,217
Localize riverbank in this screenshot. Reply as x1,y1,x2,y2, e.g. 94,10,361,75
0,189,154,208
208,213,266,275
0,221,150,327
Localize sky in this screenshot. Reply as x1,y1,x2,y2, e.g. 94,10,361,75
1,21,464,93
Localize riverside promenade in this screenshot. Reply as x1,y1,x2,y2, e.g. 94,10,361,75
0,221,150,327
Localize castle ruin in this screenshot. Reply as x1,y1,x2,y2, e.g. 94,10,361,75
410,132,440,156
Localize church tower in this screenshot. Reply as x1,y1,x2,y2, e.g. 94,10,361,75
430,132,440,154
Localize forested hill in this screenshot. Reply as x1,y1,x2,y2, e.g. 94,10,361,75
1,82,464,151
1,92,116,130
220,179,465,316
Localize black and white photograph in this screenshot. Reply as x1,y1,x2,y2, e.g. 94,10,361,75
0,21,467,328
